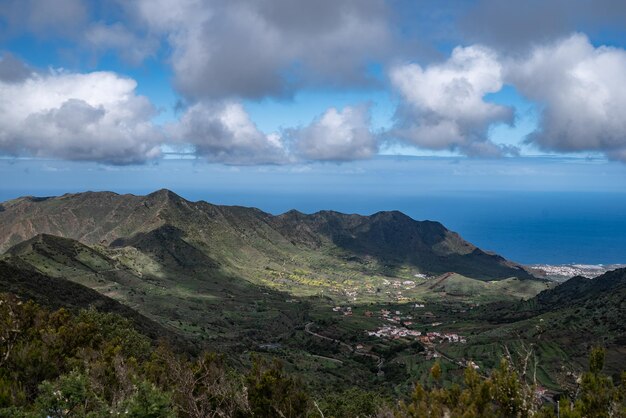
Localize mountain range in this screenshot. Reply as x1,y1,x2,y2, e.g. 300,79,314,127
0,189,622,392
0,189,531,281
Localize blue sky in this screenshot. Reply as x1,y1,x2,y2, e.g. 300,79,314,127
0,0,626,195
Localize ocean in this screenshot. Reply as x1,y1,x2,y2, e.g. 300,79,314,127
175,190,626,266
1,189,624,265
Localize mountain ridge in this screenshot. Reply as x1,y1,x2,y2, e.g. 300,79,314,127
0,189,533,281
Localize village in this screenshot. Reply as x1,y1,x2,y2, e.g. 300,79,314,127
332,305,467,345
367,324,466,345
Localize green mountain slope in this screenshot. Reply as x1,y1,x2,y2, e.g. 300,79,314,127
273,209,532,279
0,258,192,350
1,233,311,351
532,268,626,310
442,268,626,389
0,190,533,288
415,272,551,301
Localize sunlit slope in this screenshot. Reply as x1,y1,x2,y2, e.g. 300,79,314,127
0,190,534,292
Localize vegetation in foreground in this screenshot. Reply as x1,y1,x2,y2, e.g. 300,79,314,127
1,293,624,417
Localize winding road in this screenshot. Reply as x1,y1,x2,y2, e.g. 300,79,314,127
304,322,385,373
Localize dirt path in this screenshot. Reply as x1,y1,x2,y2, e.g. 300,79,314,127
426,272,455,290
304,322,385,373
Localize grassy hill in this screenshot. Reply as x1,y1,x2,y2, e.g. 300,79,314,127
415,272,551,301
0,190,533,287
0,233,312,352
439,268,626,390
0,258,194,351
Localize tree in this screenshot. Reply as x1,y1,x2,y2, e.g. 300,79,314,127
246,356,312,417
384,346,625,418
33,370,105,417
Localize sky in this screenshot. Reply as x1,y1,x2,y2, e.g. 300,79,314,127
1,0,626,165
1,1,626,264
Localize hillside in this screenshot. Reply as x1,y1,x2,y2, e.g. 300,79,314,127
415,272,551,301
0,189,533,285
532,268,626,310
0,258,191,350
272,209,532,279
0,233,310,352
441,268,626,389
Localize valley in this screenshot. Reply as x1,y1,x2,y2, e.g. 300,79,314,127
0,190,623,400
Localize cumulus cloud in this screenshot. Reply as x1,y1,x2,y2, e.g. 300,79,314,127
0,57,380,166
0,0,88,37
128,0,393,99
507,34,626,161
389,45,515,157
461,0,626,51
0,53,32,83
290,105,378,161
0,66,163,164
172,101,288,165
84,22,158,65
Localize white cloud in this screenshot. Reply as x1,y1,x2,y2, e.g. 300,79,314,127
172,101,288,164
507,33,626,161
0,69,163,164
128,0,393,99
0,58,380,166
291,105,378,161
0,53,32,83
84,22,159,65
389,45,515,157
0,0,88,37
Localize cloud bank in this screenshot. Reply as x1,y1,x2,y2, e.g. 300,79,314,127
0,65,162,164
128,0,393,100
0,55,379,165
508,34,626,161
291,105,378,161
1,1,626,164
389,45,515,157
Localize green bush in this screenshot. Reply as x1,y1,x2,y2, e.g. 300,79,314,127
1,293,624,418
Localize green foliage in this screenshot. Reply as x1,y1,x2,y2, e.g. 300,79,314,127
318,388,389,418
589,346,605,374
33,369,106,417
555,348,626,418
430,361,442,382
385,347,626,418
246,356,312,417
119,380,175,418
31,370,174,418
1,293,625,418
0,293,313,417
145,348,249,417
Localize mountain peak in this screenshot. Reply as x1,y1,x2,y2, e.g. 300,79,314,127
370,210,414,222
0,190,532,280
147,189,182,201
280,209,305,218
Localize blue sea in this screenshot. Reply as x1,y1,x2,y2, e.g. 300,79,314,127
178,191,626,266
1,188,624,265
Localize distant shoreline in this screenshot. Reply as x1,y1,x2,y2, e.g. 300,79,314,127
529,263,626,281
